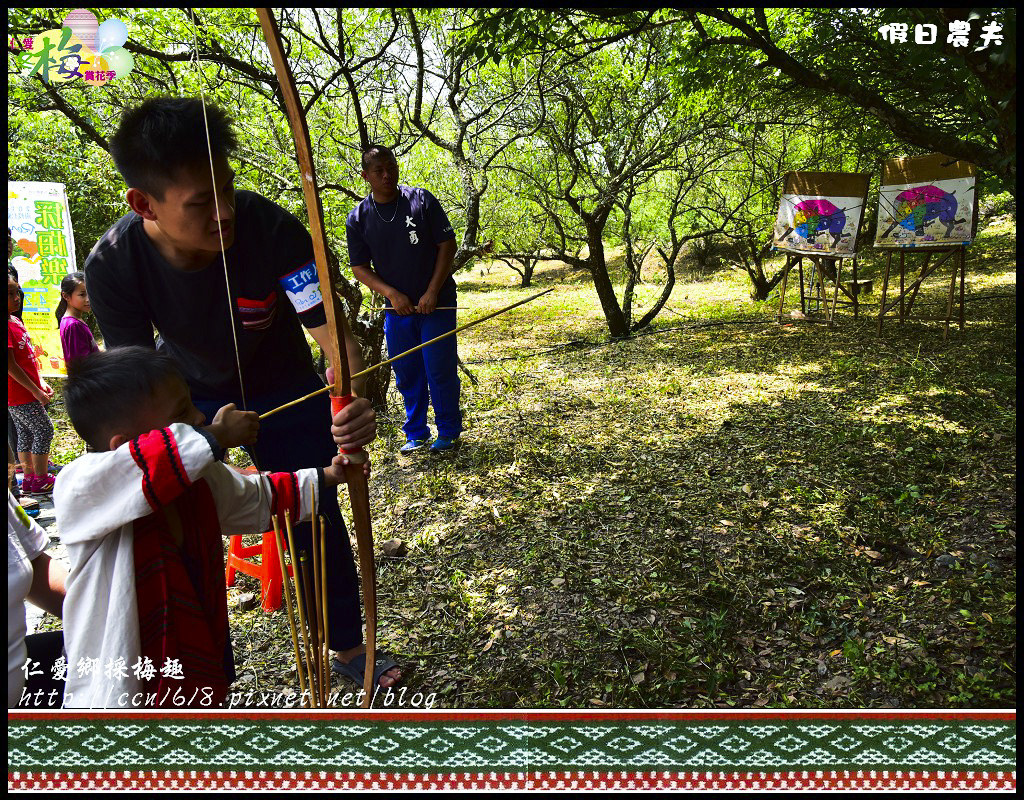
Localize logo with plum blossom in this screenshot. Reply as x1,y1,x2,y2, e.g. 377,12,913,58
11,9,134,86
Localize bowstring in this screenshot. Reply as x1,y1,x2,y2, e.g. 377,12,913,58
189,14,249,414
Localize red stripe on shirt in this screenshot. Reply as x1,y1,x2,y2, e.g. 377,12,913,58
128,428,192,512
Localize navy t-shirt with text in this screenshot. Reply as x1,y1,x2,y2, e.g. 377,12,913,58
345,186,457,307
84,191,326,401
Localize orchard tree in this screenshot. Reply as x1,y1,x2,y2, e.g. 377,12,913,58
466,8,1016,189
506,27,747,336
398,9,545,274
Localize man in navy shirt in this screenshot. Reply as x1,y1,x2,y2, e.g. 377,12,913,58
346,145,462,453
85,98,402,692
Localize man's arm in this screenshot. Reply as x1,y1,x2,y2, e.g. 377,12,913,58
416,189,457,315
307,314,368,396
27,552,67,618
346,204,414,315
351,263,415,315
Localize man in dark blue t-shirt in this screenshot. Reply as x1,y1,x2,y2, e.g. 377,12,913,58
84,97,402,692
346,145,462,453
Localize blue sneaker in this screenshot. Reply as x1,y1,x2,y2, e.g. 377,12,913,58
430,436,459,452
400,438,430,454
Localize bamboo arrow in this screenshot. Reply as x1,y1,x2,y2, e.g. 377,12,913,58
259,286,555,421
364,306,464,312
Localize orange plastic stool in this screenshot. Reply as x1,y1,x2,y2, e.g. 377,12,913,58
225,530,292,612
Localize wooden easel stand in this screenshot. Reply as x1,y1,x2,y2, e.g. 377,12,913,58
777,252,860,327
876,246,965,340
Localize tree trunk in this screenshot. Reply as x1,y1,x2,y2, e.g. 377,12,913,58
362,355,391,410
325,245,389,407
586,226,629,337
452,156,485,273
632,256,676,331
745,259,786,301
521,257,535,288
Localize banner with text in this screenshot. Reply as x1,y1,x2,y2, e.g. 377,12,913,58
8,181,78,377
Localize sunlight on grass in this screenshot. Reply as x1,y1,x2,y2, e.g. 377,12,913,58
860,394,916,419
366,222,1014,708
969,270,1016,291
455,568,522,620
38,215,1013,710
410,521,449,549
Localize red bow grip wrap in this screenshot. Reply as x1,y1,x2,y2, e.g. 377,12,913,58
331,394,366,459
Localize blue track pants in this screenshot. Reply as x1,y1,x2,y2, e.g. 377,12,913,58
384,308,462,441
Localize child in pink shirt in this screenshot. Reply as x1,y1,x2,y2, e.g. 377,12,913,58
56,272,100,366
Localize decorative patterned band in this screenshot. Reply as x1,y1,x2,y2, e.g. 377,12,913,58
6,770,1017,791
8,714,1015,786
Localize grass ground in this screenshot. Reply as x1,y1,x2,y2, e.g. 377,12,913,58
46,219,1015,708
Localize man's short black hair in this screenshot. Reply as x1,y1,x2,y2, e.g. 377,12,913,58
109,96,237,198
361,144,397,170
65,346,185,450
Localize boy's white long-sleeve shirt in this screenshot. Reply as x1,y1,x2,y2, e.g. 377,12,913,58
54,423,320,708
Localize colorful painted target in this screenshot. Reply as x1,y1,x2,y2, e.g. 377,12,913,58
793,199,846,242
774,171,869,256
891,185,962,236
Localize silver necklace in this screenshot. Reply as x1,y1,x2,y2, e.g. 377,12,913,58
370,192,399,223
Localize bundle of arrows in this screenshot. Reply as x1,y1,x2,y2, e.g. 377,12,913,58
271,510,332,708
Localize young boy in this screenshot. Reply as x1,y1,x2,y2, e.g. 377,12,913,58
54,347,358,708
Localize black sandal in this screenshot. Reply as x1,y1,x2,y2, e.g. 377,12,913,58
331,651,402,687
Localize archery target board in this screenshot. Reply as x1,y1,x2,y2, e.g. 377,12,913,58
773,171,870,258
875,153,977,248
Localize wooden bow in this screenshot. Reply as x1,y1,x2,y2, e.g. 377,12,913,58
256,8,376,708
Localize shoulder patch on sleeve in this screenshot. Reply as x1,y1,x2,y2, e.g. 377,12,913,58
278,260,323,314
